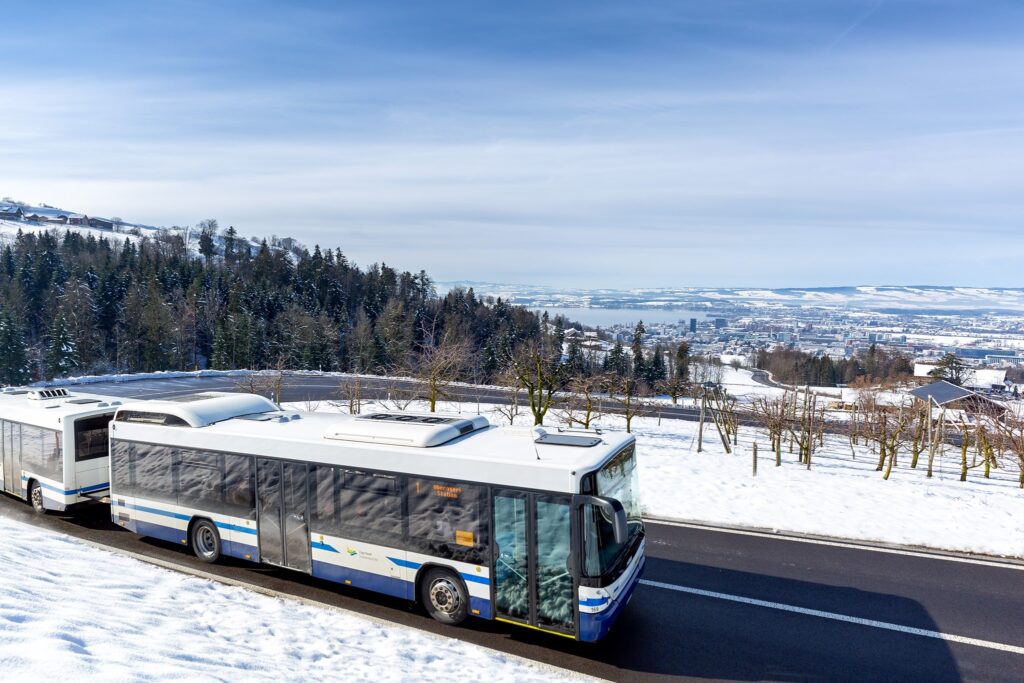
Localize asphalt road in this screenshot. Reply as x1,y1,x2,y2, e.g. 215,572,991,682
62,372,736,425
5,374,1021,681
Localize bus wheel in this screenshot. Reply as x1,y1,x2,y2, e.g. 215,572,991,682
420,568,469,626
28,480,46,514
190,519,221,563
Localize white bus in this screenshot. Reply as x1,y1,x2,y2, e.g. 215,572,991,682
0,387,123,512
108,392,645,642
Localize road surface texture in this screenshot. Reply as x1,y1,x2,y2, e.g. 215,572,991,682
2,374,1020,681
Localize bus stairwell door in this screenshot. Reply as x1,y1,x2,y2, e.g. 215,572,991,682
256,458,312,573
493,491,575,637
1,421,20,495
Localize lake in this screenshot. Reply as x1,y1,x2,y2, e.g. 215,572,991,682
538,307,710,328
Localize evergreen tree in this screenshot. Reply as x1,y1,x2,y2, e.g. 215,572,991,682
45,315,78,379
565,336,587,377
224,225,238,263
929,352,971,386
646,343,666,384
0,308,30,384
604,339,629,376
674,341,691,383
197,218,218,262
631,321,646,379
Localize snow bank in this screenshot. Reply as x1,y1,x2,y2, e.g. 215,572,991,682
0,516,572,682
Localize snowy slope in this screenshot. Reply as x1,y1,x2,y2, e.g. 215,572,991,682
0,515,575,682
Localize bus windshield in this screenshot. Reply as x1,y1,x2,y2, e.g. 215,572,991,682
583,443,643,579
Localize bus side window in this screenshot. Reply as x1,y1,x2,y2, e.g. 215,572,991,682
310,465,339,533
111,441,134,495
407,479,488,563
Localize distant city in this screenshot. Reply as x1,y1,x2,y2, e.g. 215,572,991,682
440,281,1024,390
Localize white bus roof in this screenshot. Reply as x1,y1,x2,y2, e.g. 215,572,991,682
111,393,635,493
0,387,126,428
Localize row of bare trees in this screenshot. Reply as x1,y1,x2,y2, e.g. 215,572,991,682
749,388,1024,487
235,361,1024,489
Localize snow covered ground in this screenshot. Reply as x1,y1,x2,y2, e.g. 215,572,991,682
288,396,1024,559
0,514,574,682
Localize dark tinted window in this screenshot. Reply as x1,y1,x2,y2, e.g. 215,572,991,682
110,440,133,495
20,424,63,482
75,415,112,462
174,449,255,519
178,449,222,510
309,465,401,542
222,453,255,518
133,444,176,504
408,478,487,563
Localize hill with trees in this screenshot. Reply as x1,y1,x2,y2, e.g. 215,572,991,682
0,224,548,385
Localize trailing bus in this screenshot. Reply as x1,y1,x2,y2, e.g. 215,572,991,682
108,392,645,641
0,387,123,512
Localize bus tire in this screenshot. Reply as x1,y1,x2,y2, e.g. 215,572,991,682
190,519,221,563
420,567,469,626
28,480,46,514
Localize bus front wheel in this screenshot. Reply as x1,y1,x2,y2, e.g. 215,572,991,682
28,480,46,514
190,519,221,563
420,568,469,626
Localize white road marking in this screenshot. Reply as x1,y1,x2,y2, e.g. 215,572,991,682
645,518,1024,571
640,579,1024,656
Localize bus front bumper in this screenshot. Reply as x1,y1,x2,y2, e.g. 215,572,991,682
578,551,646,642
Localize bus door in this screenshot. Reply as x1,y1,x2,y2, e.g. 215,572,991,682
492,490,575,637
256,458,312,573
1,421,20,495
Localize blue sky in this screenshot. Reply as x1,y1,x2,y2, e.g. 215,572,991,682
2,1,1023,288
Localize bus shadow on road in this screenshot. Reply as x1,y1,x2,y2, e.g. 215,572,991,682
518,560,965,682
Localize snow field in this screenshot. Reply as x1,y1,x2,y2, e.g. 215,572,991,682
0,515,576,683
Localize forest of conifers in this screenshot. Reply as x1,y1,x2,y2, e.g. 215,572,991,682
0,227,550,384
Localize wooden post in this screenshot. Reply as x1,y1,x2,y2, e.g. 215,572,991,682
752,442,758,477
697,391,705,453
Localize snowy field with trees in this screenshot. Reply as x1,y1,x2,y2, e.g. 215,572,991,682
0,514,575,682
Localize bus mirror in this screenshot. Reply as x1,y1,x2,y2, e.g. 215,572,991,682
574,495,628,545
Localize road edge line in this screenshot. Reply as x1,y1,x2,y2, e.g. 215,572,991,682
643,515,1024,569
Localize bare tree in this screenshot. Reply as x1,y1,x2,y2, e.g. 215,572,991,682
494,367,524,425
558,374,603,429
618,377,653,434
415,334,470,413
993,411,1024,488
383,376,416,411
510,341,565,426
340,375,364,415
234,367,286,405
752,394,789,466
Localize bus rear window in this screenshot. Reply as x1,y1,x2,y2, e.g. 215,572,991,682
75,414,113,462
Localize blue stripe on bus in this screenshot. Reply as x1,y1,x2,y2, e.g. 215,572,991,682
19,475,109,496
579,596,610,607
386,556,490,586
115,499,257,535
311,541,339,553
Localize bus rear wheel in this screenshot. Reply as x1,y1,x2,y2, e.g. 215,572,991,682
28,480,46,514
190,519,221,563
420,568,469,626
